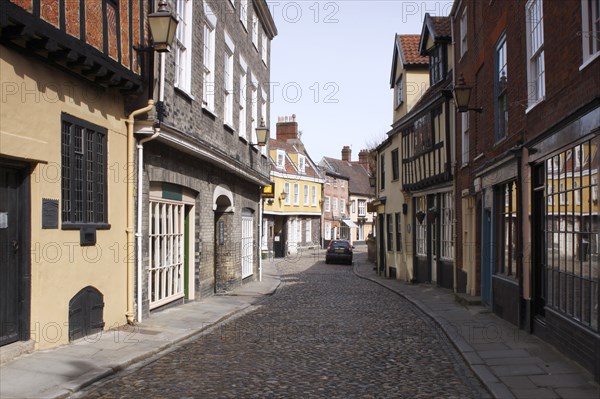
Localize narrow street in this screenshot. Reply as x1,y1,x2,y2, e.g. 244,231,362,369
79,251,488,398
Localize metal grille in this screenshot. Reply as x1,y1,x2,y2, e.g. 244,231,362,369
149,201,185,309
545,140,598,331
61,121,72,222
241,214,254,278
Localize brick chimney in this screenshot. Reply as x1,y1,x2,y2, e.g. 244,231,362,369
341,146,352,162
358,149,370,171
276,114,298,142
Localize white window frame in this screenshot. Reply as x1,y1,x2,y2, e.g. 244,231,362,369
203,4,217,112
351,200,356,214
440,192,454,260
324,222,331,240
303,184,309,205
293,183,299,205
396,76,403,107
358,200,366,217
252,12,259,50
261,88,268,155
460,7,468,58
241,212,254,278
250,73,258,144
284,182,290,205
276,150,285,169
341,199,346,214
239,57,248,140
305,220,312,243
333,178,338,188
526,0,545,108
582,0,600,64
325,196,331,212
224,31,235,127
298,154,306,174
333,197,338,212
461,112,469,165
240,0,248,30
341,180,345,188
261,31,268,65
311,186,317,206
174,0,192,94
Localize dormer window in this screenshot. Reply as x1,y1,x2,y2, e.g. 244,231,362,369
298,154,306,174
276,150,285,169
429,45,445,85
396,76,403,107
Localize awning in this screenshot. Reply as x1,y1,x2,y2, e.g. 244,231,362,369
342,219,359,228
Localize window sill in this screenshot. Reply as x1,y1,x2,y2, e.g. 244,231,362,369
62,223,111,230
492,273,519,284
202,106,217,119
460,162,469,169
579,52,600,71
239,135,249,145
525,98,544,114
175,86,195,102
224,123,235,134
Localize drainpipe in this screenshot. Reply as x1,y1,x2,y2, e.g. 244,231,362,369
125,99,155,325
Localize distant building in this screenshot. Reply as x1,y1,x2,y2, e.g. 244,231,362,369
320,147,375,247
263,115,324,257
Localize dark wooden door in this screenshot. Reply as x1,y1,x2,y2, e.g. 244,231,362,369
0,166,24,346
69,286,105,341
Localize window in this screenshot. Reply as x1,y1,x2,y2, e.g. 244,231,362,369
461,112,469,164
387,214,394,251
324,222,331,240
61,113,107,226
303,184,309,205
325,176,330,185
396,76,403,107
544,140,598,331
250,75,258,144
582,0,600,62
261,32,268,64
440,192,454,260
241,210,254,278
351,200,356,214
416,196,427,256
298,155,306,173
175,0,192,93
460,7,468,57
203,4,216,112
293,183,299,205
223,32,234,127
325,196,330,212
333,197,338,212
305,220,312,243
252,12,259,49
239,57,247,140
333,178,338,188
495,33,508,141
341,180,345,188
429,45,445,85
380,154,385,190
240,0,248,29
284,182,290,205
276,150,285,168
526,0,545,106
496,181,517,276
391,148,399,180
341,199,346,214
358,200,366,217
311,186,317,206
395,213,402,252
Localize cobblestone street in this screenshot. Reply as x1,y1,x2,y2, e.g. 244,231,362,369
79,252,488,398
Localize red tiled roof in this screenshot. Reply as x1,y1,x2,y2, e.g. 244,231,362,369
430,16,451,39
269,138,321,179
399,34,428,66
321,157,374,196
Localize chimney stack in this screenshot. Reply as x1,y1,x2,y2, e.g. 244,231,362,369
341,146,352,162
276,114,299,142
358,149,370,171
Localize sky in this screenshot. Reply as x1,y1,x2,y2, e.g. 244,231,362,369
268,0,454,162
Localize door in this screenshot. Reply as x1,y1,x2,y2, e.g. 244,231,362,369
532,164,546,320
68,286,104,341
378,214,386,272
241,210,254,279
0,164,28,346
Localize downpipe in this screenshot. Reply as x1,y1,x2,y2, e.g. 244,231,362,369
125,99,155,325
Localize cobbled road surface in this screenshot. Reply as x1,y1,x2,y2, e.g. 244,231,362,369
80,252,488,398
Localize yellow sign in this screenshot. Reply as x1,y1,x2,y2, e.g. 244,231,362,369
262,182,275,198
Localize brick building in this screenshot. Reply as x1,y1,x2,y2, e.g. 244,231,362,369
134,0,277,318
451,0,600,379
1,0,146,352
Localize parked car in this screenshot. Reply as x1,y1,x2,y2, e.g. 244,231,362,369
325,240,353,265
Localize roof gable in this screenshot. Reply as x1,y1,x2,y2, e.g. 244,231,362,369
390,34,429,87
419,13,451,55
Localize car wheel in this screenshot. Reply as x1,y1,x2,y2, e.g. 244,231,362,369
325,259,329,264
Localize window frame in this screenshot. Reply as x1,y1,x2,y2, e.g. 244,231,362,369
239,56,248,140
325,196,331,212
581,0,600,64
387,214,394,252
174,0,193,95
396,75,403,107
526,0,545,108
223,31,235,128
395,212,402,252
284,182,290,205
494,33,508,142
358,200,366,217
460,7,468,58
293,183,300,205
391,148,400,181
303,184,309,206
461,112,469,165
61,113,109,229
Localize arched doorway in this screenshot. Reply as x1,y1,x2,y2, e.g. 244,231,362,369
213,185,235,293
68,286,104,341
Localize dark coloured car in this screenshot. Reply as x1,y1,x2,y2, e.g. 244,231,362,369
325,240,353,265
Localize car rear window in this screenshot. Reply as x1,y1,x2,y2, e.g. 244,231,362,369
332,241,348,248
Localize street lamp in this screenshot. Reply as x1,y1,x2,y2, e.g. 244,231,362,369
453,73,482,113
148,0,179,53
253,118,270,147
369,176,376,187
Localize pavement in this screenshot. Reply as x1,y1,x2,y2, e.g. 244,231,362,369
353,251,600,399
1,247,598,399
0,261,281,399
